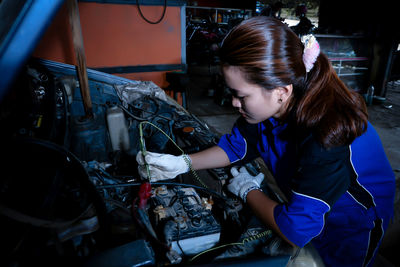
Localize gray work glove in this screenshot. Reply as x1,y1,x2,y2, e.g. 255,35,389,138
136,151,190,182
227,166,264,202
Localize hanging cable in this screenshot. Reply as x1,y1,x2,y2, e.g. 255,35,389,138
136,0,167,25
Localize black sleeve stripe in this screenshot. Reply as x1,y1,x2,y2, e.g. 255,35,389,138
363,218,384,267
347,145,376,210
292,190,331,211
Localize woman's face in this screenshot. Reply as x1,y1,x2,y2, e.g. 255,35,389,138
223,66,290,124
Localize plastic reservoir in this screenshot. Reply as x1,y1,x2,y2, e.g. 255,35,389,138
106,106,130,151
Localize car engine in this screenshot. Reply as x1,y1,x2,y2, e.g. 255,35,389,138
0,60,292,267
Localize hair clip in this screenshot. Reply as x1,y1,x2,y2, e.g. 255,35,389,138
301,34,320,72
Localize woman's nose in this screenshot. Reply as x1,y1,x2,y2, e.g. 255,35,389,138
232,96,241,108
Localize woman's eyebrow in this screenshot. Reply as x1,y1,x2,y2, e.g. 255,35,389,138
228,88,245,98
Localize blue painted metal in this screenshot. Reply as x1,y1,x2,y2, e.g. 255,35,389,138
93,64,185,74
181,5,186,66
0,0,64,101
36,58,135,85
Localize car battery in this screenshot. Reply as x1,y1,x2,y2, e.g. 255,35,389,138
151,186,221,256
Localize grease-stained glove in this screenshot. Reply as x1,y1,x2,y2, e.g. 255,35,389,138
227,166,264,202
136,151,191,182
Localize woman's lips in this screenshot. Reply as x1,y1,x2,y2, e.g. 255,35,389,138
238,109,249,119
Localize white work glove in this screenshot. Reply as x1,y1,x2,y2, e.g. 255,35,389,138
227,166,264,202
136,151,191,182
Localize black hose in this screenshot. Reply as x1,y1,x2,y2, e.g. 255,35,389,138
136,0,167,25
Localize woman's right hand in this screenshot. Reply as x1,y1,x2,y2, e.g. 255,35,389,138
136,151,191,182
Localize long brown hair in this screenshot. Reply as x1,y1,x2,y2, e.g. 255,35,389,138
219,16,368,148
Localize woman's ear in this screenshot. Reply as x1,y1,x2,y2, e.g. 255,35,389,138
277,84,293,103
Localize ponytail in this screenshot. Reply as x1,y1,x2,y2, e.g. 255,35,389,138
295,53,368,148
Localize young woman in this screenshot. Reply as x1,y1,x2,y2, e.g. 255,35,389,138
137,17,395,267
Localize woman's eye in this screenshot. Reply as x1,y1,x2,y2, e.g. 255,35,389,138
227,87,246,100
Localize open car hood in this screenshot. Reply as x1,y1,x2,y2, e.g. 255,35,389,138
0,0,64,100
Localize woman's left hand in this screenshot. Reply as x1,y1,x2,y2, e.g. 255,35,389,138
227,166,264,202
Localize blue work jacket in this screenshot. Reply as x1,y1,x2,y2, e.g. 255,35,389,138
218,117,395,267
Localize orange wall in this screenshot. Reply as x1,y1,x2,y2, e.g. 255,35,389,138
33,2,183,88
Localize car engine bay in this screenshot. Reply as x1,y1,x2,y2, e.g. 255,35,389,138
0,60,297,267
